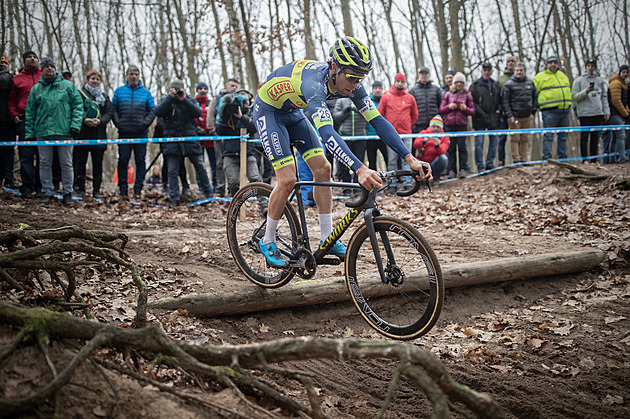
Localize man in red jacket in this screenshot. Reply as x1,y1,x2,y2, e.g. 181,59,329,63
413,115,450,181
8,50,42,197
378,73,418,192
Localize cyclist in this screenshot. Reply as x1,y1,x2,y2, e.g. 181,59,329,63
254,36,432,268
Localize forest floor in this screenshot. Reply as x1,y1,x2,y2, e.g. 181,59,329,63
1,161,629,418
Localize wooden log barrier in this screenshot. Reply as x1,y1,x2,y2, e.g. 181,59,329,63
149,249,605,317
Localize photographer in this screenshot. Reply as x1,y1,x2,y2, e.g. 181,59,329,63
154,79,212,207
215,91,262,196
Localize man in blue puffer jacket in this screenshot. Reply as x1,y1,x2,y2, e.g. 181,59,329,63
155,79,212,207
112,65,155,199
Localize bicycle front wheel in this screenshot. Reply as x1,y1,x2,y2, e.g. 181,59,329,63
227,182,301,288
345,216,444,340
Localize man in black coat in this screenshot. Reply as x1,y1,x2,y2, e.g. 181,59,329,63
469,62,502,171
409,67,442,134
154,79,212,207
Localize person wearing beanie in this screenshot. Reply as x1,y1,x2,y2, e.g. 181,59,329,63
196,81,208,91
409,66,442,134
439,71,475,178
605,64,630,162
8,50,42,197
365,81,388,171
24,56,83,205
194,81,219,193
469,62,501,172
497,56,517,167
413,114,449,180
0,55,16,188
111,64,155,199
379,73,419,192
571,58,610,163
533,56,572,160
502,62,538,163
155,78,212,207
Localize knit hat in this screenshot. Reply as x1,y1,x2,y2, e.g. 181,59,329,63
170,79,185,91
507,57,516,63
196,82,208,91
429,115,444,129
546,56,559,63
586,58,597,67
40,57,56,69
0,56,8,64
62,69,72,76
445,70,455,76
22,50,37,62
419,66,430,74
127,64,140,74
453,72,466,84
372,81,383,88
394,73,406,82
619,64,630,74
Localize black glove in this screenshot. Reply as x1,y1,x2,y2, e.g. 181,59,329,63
417,147,425,157
71,128,80,139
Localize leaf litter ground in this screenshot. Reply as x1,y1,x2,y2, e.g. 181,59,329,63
0,162,628,418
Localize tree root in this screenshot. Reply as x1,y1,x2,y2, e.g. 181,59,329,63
0,302,507,418
0,225,147,327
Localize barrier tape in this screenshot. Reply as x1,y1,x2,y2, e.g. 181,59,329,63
1,125,627,147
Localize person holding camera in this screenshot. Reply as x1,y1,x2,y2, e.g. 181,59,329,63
215,91,262,197
154,79,212,207
24,57,83,205
572,58,610,163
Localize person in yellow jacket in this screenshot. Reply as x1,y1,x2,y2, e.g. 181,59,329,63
533,56,572,160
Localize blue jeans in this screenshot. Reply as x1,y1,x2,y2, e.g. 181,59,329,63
386,137,412,187
541,109,570,159
498,115,508,164
608,114,628,161
117,143,147,194
203,146,218,190
474,131,498,170
17,121,40,195
429,154,448,179
38,145,73,196
166,153,212,202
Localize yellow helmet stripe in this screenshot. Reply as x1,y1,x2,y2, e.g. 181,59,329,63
345,37,370,62
334,39,357,67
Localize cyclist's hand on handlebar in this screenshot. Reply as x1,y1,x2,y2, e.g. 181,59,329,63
356,165,383,190
406,156,433,181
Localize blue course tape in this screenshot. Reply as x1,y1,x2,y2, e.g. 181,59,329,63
2,125,627,146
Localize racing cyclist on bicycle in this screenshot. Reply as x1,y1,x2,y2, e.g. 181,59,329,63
254,36,432,268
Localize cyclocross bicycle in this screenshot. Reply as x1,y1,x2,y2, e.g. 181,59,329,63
226,170,443,340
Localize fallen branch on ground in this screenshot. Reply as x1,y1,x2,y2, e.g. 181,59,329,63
0,301,506,418
0,225,147,327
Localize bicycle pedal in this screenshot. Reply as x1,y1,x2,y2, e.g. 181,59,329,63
319,257,342,265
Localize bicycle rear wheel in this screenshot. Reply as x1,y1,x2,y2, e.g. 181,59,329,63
345,216,443,340
227,182,301,288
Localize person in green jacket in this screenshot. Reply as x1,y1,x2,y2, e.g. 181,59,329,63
24,57,83,204
533,56,572,160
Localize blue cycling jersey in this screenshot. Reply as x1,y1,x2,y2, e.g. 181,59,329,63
254,60,410,171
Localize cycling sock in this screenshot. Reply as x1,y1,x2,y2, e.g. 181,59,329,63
319,213,333,241
263,216,279,244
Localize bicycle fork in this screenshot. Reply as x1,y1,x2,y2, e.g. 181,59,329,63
365,208,401,285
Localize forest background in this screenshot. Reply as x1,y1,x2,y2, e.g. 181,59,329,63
1,0,629,179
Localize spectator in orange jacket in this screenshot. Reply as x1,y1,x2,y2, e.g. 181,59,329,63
413,115,449,181
378,73,418,192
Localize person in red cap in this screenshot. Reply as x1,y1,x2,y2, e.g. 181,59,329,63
378,73,418,192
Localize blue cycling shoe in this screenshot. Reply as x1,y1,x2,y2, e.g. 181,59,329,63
259,238,288,268
321,240,346,259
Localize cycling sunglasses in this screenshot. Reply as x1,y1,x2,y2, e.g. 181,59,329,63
342,70,366,83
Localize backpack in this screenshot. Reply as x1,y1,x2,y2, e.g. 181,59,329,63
79,89,101,119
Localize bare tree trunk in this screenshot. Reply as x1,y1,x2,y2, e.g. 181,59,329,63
381,0,403,74
409,0,424,71
210,0,228,83
449,0,464,72
224,0,244,83
510,0,524,60
432,0,450,76
494,0,513,55
341,0,353,36
173,0,200,89
302,0,316,60
286,0,296,60
238,0,260,92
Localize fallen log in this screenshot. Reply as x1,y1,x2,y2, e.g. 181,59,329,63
150,248,605,317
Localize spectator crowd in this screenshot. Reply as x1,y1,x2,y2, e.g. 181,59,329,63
0,49,629,207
